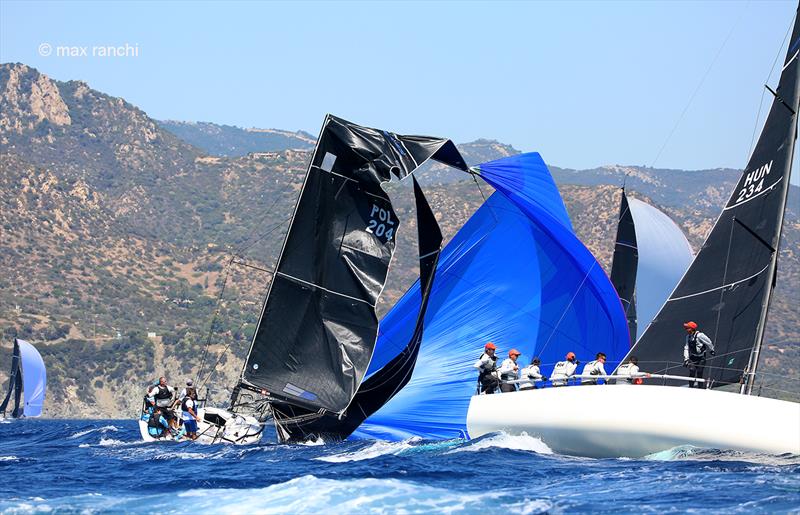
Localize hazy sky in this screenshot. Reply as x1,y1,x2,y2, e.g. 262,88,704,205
2,0,799,184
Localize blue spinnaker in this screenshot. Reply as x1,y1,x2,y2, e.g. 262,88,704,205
354,153,629,440
18,339,46,417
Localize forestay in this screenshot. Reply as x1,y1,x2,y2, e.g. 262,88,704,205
354,153,629,440
628,9,800,387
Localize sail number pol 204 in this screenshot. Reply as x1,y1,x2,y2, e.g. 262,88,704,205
366,204,396,241
735,160,773,205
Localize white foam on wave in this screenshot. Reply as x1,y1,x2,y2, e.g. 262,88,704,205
97,437,147,447
173,475,554,514
298,436,326,447
0,456,18,462
68,425,119,439
315,438,421,463
450,432,553,455
644,445,800,465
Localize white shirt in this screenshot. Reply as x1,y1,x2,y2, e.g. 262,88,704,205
580,360,607,384
519,364,542,390
615,362,640,383
182,398,197,420
474,353,496,372
498,358,520,381
551,360,578,386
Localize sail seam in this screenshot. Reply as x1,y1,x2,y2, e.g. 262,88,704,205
276,272,375,306
667,262,771,301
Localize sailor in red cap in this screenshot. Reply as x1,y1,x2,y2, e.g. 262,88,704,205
498,348,522,392
683,321,715,388
474,342,500,394
551,351,580,386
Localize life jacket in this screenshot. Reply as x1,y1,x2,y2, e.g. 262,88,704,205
519,365,541,390
181,397,197,421
147,413,164,436
153,385,172,407
686,333,710,360
499,358,519,381
477,353,497,382
580,360,603,384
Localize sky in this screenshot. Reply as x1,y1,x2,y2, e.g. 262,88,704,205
1,0,799,185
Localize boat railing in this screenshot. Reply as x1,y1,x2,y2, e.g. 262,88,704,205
501,373,707,390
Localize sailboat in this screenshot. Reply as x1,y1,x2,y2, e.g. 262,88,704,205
466,7,800,457
229,114,469,443
1,338,46,419
609,189,694,343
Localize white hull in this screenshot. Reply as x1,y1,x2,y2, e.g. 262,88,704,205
139,406,262,445
466,385,800,458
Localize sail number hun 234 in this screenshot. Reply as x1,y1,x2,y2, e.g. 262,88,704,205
735,160,773,205
366,204,396,242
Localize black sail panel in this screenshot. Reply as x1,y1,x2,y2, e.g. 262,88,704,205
629,11,800,386
271,176,443,441
0,339,20,416
239,115,466,414
609,189,638,346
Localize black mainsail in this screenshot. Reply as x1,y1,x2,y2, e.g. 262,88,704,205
628,9,800,389
0,339,23,418
609,188,638,345
231,115,467,437
269,176,443,441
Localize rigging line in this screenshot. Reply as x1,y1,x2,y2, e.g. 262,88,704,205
469,169,499,224
537,261,598,358
195,257,234,385
197,320,249,392
650,2,748,169
234,215,294,257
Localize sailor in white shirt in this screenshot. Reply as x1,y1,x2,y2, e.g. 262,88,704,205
474,342,500,394
615,356,649,384
519,357,546,390
550,352,579,386
498,349,522,393
580,352,608,384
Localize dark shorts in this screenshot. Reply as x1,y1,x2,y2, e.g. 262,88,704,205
183,419,198,433
158,409,176,421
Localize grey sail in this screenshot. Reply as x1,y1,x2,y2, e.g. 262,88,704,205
627,8,800,388
231,115,467,428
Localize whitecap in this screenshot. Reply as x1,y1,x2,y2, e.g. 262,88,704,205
0,456,18,462
68,425,119,439
315,438,420,463
450,432,553,455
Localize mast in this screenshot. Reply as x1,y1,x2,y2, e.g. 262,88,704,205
742,90,798,395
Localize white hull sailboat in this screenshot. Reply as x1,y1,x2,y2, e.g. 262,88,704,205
466,385,800,458
138,405,262,445
466,4,800,458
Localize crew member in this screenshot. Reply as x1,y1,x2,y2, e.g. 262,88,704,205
474,343,500,394
181,388,201,440
683,321,715,388
498,349,522,393
580,352,608,385
519,357,546,390
147,377,177,429
551,352,579,386
147,408,170,438
616,356,650,384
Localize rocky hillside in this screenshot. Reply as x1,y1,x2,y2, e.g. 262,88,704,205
0,63,797,418
157,120,316,156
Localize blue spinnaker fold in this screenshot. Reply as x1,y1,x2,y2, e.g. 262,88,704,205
354,153,629,440
18,339,46,417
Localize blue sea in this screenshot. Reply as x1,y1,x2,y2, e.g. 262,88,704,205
1,419,798,514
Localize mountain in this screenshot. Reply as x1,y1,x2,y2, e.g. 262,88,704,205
0,63,797,418
157,120,316,156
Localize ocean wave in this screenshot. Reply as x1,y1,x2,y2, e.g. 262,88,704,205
449,432,553,455
644,445,800,465
68,424,120,439
0,477,554,514
0,456,18,462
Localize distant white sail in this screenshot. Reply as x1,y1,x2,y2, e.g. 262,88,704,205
627,198,694,340
17,339,46,417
